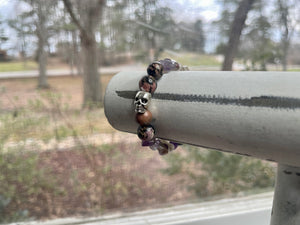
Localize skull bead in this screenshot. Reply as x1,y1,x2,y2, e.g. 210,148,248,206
134,91,151,113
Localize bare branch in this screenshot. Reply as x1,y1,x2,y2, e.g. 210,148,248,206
96,0,106,14
62,0,86,36
222,0,255,71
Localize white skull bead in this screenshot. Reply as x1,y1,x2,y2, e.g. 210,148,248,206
134,91,151,113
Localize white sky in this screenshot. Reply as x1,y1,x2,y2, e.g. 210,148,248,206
0,0,220,22
160,0,220,23
180,0,220,21
0,0,8,5
1,0,298,54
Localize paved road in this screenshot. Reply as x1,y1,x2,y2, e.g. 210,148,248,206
0,64,225,79
0,65,145,79
16,192,273,225
1,64,299,79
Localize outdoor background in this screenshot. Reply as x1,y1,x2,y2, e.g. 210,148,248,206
0,0,299,223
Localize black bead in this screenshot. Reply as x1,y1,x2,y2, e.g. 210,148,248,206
147,62,163,80
139,75,157,94
137,125,155,141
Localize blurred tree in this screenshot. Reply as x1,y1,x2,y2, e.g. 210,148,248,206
63,0,106,107
222,0,255,71
8,14,34,66
19,0,58,88
193,20,205,52
132,0,175,61
176,19,205,53
276,0,293,71
57,6,82,76
0,16,8,50
239,0,277,70
0,16,8,62
288,43,300,65
213,0,240,54
104,0,131,52
31,1,48,88
99,0,135,65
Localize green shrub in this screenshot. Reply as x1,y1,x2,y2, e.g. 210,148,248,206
0,149,61,223
163,146,275,197
0,92,63,222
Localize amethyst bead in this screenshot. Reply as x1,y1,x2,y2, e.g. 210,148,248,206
137,125,155,141
147,62,163,80
139,75,157,94
149,138,160,150
170,142,181,150
159,58,180,73
142,139,155,147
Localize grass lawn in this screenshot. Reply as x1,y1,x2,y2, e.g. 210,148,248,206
160,52,221,67
0,74,113,108
0,74,116,143
0,57,70,72
0,61,38,72
288,68,300,72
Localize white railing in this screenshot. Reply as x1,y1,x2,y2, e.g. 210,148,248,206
104,71,300,225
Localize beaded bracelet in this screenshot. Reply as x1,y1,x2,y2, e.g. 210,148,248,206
134,58,185,155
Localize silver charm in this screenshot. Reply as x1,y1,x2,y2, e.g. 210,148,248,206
134,91,151,113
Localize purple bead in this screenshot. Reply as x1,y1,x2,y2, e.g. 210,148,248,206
170,142,181,150
137,125,155,141
148,139,170,155
149,138,160,150
142,139,155,147
159,58,180,73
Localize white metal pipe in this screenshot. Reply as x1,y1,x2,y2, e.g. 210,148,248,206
270,164,300,225
104,71,300,167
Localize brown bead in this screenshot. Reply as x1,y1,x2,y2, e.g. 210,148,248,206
157,140,170,155
158,148,169,155
136,110,152,125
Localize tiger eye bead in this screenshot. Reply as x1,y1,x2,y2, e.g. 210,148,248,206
154,139,177,155
157,141,170,155
147,62,163,80
136,110,152,125
137,125,155,141
139,76,157,94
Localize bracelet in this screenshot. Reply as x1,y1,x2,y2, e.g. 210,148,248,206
134,58,184,155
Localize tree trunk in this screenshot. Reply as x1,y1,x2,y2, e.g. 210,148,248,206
282,38,289,71
36,1,49,89
81,35,102,107
222,0,255,71
62,0,105,106
282,41,288,71
72,30,82,76
37,37,49,88
278,0,289,71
